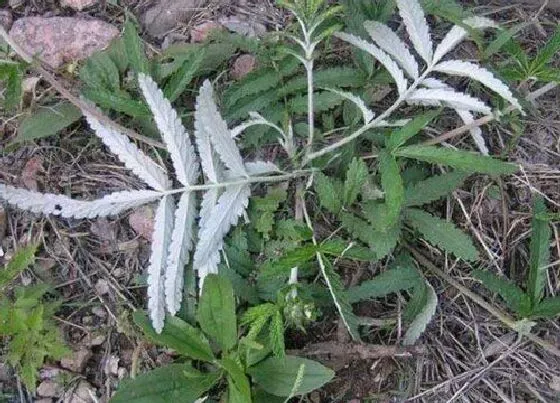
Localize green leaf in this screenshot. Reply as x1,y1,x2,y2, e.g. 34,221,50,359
14,102,82,143
290,91,345,115
472,270,531,316
197,274,238,352
531,25,560,74
318,254,360,340
379,149,404,226
248,355,334,397
395,145,519,175
386,110,440,151
314,172,342,214
123,20,149,74
404,171,468,206
163,50,204,102
527,196,551,305
530,296,560,318
343,157,368,206
79,52,120,92
269,310,285,358
0,62,23,111
404,208,479,261
346,264,422,303
403,281,429,321
258,245,317,279
0,244,37,288
220,357,252,403
340,212,399,259
133,312,214,362
318,239,377,261
82,87,150,117
111,364,221,403
106,37,129,73
483,24,527,60
403,280,437,345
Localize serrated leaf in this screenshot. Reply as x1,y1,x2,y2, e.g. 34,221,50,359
220,358,251,402
386,110,440,151
248,355,334,397
0,185,163,219
123,20,149,74
111,364,220,403
343,157,368,206
527,196,551,305
197,274,237,351
245,161,280,176
530,297,560,318
82,87,150,117
258,245,317,279
14,102,82,143
147,195,175,333
318,253,360,340
194,185,250,286
404,208,479,261
164,192,196,314
433,60,522,111
395,0,433,63
364,21,419,79
0,244,37,288
79,52,120,92
407,88,491,114
472,270,531,316
346,263,422,303
196,80,246,177
379,149,403,226
133,312,214,361
319,239,377,261
403,279,437,345
335,32,408,95
84,111,169,191
395,145,518,175
0,62,22,111
289,91,345,115
163,51,204,102
314,172,342,214
340,212,399,259
404,171,468,206
270,310,285,358
138,73,198,187
531,25,560,74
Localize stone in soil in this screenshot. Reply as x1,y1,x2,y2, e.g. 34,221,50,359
9,17,119,68
37,380,63,398
60,0,97,10
60,348,92,373
190,21,223,43
231,54,257,80
62,380,96,403
0,9,13,30
142,0,204,38
128,206,155,240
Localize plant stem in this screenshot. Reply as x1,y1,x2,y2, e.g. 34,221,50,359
306,60,315,153
161,170,314,196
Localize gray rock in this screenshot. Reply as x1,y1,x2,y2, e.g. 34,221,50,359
142,0,205,38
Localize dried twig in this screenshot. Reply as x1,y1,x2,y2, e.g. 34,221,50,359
0,25,165,149
288,341,425,362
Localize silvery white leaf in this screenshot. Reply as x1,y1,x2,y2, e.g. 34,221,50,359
0,185,162,218
335,32,408,95
147,195,175,333
433,60,522,112
323,87,375,124
138,74,198,186
364,21,419,79
85,112,170,191
408,88,492,114
433,16,497,64
193,184,250,287
395,0,433,63
165,191,196,314
245,161,281,176
195,80,247,177
403,280,437,345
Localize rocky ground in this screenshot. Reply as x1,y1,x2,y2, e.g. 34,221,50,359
0,0,559,402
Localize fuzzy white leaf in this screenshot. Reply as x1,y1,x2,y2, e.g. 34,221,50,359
196,80,247,177
84,112,169,191
433,60,523,112
197,251,221,291
335,32,408,95
138,74,198,186
323,87,375,124
408,88,492,114
193,184,250,287
403,280,437,345
194,121,222,184
433,16,497,64
0,185,162,218
230,112,286,140
422,78,487,154
395,0,433,63
147,195,175,334
245,161,281,176
364,21,419,79
165,191,196,314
